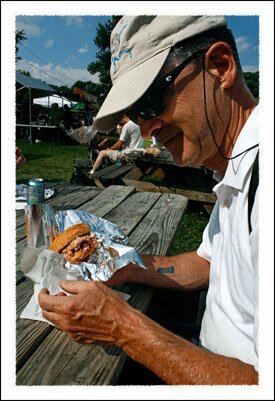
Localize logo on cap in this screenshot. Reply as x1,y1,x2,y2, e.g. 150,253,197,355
111,24,132,68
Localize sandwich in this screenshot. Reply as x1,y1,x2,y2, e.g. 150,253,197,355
49,223,99,264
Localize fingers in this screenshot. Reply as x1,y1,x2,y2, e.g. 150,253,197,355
39,288,50,296
58,280,86,294
42,310,62,328
38,286,72,312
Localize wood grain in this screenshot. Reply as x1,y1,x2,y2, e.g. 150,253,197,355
123,178,216,203
128,192,188,255
79,185,136,216
104,191,161,236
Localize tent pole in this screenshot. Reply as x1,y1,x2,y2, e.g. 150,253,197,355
29,87,32,143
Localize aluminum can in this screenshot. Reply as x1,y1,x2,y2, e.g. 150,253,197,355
27,178,45,205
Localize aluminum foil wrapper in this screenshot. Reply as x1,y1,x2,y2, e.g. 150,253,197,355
23,203,146,283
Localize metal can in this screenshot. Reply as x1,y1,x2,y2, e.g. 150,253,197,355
27,178,45,205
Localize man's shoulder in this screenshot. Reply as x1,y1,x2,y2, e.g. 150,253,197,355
126,120,140,132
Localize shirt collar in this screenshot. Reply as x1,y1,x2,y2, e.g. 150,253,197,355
218,105,259,191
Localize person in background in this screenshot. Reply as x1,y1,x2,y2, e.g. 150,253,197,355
48,103,65,143
48,103,64,127
89,115,143,174
39,16,259,384
16,147,26,169
62,104,74,130
85,105,94,126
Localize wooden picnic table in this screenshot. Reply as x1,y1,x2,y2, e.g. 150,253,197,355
123,149,217,213
16,183,188,385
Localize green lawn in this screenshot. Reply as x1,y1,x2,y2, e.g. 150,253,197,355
16,139,209,253
16,140,89,184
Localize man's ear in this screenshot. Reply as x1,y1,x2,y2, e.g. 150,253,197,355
204,42,237,89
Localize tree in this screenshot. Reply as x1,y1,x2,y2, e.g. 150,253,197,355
16,30,27,62
87,16,122,105
243,71,259,100
17,70,31,77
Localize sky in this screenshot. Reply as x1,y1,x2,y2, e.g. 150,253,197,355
15,15,260,88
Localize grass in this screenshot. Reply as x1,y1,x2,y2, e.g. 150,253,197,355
16,139,209,253
16,138,152,184
168,205,209,255
16,139,89,184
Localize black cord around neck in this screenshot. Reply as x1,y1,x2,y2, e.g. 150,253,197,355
201,58,259,160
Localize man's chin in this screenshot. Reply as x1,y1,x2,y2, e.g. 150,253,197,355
162,131,184,161
165,147,194,167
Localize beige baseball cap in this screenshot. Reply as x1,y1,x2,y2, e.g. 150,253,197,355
94,15,227,132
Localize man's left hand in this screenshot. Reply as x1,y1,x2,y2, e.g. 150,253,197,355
38,280,130,345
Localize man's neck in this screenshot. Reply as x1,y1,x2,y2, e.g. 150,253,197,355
205,95,257,173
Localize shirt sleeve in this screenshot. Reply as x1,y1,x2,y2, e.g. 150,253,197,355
119,124,130,143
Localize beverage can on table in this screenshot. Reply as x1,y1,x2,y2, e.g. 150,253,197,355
27,178,45,205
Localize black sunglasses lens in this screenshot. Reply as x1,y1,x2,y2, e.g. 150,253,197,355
129,93,164,120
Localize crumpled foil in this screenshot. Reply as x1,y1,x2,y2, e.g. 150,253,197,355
24,203,146,283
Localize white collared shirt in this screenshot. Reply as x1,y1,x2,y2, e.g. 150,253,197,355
198,106,259,370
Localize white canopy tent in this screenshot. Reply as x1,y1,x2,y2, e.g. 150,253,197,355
33,94,77,108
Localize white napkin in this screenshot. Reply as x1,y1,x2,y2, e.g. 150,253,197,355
20,248,131,325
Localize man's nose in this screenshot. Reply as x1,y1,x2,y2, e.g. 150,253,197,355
138,118,163,139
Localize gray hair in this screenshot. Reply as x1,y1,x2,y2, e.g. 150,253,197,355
166,27,242,72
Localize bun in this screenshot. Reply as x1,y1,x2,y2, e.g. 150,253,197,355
49,223,98,264
49,223,90,253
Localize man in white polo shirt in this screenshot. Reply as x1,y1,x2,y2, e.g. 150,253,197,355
39,16,259,384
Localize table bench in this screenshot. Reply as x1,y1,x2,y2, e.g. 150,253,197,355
90,163,134,187
70,159,135,187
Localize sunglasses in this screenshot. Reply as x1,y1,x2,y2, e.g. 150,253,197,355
126,50,205,121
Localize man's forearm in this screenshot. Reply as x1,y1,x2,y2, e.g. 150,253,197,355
118,251,210,291
118,308,258,385
110,140,123,150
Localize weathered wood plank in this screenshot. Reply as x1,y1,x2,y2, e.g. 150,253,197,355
100,164,134,181
123,178,216,203
104,191,161,236
46,186,102,211
128,192,188,256
123,165,143,180
90,164,119,178
16,278,55,371
16,329,125,385
16,279,34,317
79,185,136,216
90,165,134,188
16,270,25,284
